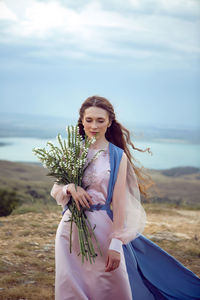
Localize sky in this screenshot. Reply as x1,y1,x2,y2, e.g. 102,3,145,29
0,0,200,129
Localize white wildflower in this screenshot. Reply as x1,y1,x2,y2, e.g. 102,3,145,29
90,137,96,145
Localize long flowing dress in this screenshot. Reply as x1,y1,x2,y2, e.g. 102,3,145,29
52,144,132,300
51,142,200,300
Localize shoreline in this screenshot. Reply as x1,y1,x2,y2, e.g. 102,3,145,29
0,159,200,173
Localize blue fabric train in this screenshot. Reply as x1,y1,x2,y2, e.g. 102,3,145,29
99,142,200,300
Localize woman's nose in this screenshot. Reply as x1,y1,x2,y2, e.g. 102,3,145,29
91,122,98,128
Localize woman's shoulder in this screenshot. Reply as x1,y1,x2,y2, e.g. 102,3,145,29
109,142,124,155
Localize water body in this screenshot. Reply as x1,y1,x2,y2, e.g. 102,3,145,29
0,137,199,170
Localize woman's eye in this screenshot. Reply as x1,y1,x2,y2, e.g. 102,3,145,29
86,120,104,123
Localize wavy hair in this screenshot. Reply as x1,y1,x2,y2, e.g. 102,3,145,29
77,95,154,198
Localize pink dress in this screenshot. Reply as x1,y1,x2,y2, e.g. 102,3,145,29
51,145,132,300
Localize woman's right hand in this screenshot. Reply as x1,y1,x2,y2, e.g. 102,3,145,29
67,183,93,211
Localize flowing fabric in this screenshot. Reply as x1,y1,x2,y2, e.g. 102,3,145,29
124,235,200,300
109,152,147,244
51,143,132,300
51,141,200,300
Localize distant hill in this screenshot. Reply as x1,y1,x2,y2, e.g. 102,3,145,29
0,160,199,209
0,112,75,139
161,166,200,177
0,112,199,143
145,166,200,208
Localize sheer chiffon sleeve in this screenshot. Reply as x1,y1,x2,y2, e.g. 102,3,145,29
109,152,147,245
109,152,127,245
50,183,71,209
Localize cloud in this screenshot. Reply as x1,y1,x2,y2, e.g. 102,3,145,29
0,2,18,21
100,0,200,20
0,0,199,69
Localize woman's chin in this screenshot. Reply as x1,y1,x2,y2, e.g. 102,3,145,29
87,134,96,140
87,133,99,138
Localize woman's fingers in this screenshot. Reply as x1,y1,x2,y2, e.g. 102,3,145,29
76,194,90,209
105,259,113,272
86,192,93,204
81,195,90,208
105,255,110,271
105,255,115,272
105,250,120,272
78,196,89,209
74,198,80,211
70,186,93,209
107,261,119,272
77,190,93,208
113,261,120,269
105,254,109,268
74,195,91,210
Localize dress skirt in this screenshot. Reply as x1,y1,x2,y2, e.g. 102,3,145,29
54,142,200,300
55,209,132,300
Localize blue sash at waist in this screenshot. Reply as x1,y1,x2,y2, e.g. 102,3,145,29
62,202,113,219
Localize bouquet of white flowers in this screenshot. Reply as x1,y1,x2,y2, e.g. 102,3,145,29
32,125,104,264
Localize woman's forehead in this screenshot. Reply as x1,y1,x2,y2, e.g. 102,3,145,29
83,107,109,118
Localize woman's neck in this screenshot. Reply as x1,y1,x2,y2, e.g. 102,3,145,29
89,138,109,150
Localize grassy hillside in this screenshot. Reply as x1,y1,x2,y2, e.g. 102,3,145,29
0,160,200,299
144,167,200,208
0,160,55,212
0,160,200,211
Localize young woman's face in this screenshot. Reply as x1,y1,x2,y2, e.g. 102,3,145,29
82,106,111,141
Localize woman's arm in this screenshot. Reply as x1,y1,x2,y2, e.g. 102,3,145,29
109,151,127,250
108,151,147,248
50,183,93,211
105,152,127,272
50,183,71,208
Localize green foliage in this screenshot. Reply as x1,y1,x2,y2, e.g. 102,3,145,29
0,188,20,216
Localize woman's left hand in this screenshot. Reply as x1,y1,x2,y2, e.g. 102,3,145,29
105,249,120,272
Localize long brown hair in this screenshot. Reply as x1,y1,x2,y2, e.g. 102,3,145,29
78,95,154,199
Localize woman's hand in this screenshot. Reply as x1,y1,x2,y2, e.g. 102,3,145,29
67,183,93,211
105,249,120,272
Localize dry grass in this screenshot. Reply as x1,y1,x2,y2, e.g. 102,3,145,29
0,204,200,299
147,170,200,207
0,210,60,300
143,204,200,276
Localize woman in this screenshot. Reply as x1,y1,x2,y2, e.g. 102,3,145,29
51,96,200,300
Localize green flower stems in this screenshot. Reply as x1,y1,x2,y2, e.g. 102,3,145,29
33,125,104,264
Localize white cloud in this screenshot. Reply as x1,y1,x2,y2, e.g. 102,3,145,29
0,2,18,20
152,0,200,17
106,0,200,19
0,0,199,68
